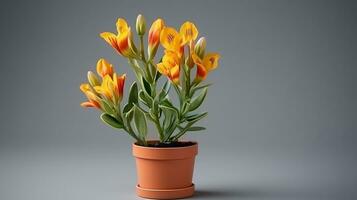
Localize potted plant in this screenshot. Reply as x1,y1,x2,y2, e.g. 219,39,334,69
79,14,220,199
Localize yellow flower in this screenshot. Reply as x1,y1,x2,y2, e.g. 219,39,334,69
80,83,101,109
94,75,113,100
94,73,126,104
192,53,220,81
156,51,180,84
96,58,114,78
179,21,198,45
148,18,165,60
160,27,183,54
100,18,138,58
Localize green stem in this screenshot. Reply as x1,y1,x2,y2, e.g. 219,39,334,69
139,36,153,82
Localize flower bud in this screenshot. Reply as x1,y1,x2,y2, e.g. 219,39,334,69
87,71,100,86
136,14,146,36
148,18,165,60
194,37,206,59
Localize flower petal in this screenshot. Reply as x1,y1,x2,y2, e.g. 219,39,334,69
96,58,113,77
203,53,220,71
100,32,120,53
179,21,198,45
116,18,129,34
81,101,95,108
160,27,181,52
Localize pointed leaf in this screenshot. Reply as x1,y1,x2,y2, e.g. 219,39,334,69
100,113,123,129
188,88,207,111
100,99,115,115
128,82,138,104
133,105,147,140
187,126,206,131
139,90,153,106
142,77,151,96
186,112,208,123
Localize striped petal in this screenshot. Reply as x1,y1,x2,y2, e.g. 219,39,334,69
179,21,198,45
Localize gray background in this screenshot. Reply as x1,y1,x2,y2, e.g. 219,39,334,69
1,0,356,199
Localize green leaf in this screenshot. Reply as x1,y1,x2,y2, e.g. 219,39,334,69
161,105,179,141
190,83,212,97
142,77,151,96
100,100,115,115
123,82,138,114
187,126,206,131
124,106,134,130
186,112,208,123
159,101,178,115
139,90,153,106
123,103,132,114
133,105,147,140
188,88,207,111
155,70,162,81
157,80,171,101
100,113,123,129
128,82,138,104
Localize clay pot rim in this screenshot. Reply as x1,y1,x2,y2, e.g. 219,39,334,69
132,141,198,160
133,140,198,150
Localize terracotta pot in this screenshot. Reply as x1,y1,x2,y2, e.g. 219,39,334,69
132,141,198,199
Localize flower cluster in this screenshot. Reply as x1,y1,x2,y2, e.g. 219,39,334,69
80,14,220,146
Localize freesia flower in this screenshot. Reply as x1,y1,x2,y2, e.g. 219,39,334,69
80,83,101,109
192,53,220,81
156,51,180,84
100,18,138,58
148,18,165,60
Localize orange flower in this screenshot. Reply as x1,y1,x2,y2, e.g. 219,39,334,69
148,18,165,60
100,18,138,58
80,83,101,109
192,53,220,81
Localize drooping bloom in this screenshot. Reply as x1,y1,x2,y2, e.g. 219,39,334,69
96,58,114,78
148,18,165,60
192,53,220,81
100,18,138,58
156,51,180,84
80,83,101,109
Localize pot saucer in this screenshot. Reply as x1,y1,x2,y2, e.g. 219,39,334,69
136,184,195,199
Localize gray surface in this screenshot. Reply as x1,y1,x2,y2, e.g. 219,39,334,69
1,0,357,199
